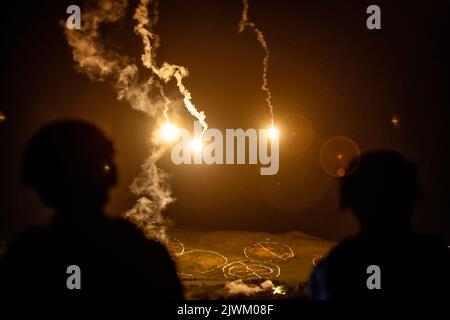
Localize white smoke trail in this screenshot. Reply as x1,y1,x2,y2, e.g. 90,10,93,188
63,0,207,242
134,0,208,134
239,0,274,126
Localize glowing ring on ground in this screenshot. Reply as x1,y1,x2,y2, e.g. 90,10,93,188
244,241,295,262
312,254,324,267
167,238,185,257
176,249,228,277
223,260,280,280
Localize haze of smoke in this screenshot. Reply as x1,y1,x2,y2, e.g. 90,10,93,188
225,279,274,296
126,145,173,242
239,0,274,126
64,0,166,117
63,0,177,242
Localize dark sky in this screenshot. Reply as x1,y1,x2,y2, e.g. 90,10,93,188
1,0,449,242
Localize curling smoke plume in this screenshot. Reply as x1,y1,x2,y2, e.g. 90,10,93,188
239,0,275,126
63,0,208,241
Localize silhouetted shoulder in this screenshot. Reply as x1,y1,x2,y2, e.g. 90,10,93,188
2,226,51,258
1,220,184,299
411,233,448,250
105,218,175,259
311,234,449,299
103,218,184,299
0,226,55,297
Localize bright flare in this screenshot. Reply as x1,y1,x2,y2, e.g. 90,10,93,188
191,138,203,152
268,126,279,139
160,122,179,142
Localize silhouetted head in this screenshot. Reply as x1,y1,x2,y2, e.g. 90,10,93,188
340,151,422,235
21,120,117,212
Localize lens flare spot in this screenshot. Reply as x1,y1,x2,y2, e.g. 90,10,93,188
337,168,346,177
320,136,361,178
0,112,6,122
391,116,400,127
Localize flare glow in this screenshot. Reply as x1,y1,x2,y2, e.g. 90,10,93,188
160,122,180,142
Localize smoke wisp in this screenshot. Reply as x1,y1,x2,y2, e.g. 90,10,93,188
239,0,275,126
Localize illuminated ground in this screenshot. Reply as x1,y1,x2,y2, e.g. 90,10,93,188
167,228,335,299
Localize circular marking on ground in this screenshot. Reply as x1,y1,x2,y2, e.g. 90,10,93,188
223,260,280,280
176,249,228,276
244,241,294,262
312,254,324,267
167,238,185,257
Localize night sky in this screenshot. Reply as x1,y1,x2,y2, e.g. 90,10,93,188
1,0,449,242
